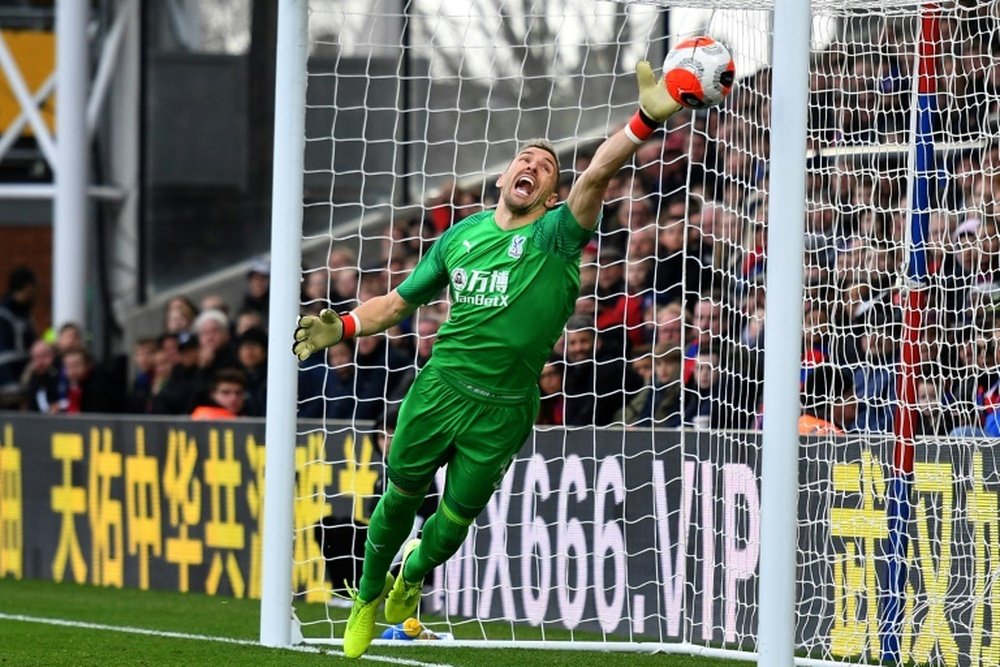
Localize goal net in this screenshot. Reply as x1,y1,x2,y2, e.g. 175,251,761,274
266,0,1000,663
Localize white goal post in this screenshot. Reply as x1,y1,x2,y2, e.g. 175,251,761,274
262,1,1000,665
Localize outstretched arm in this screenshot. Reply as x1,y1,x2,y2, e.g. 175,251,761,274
352,290,417,335
293,289,416,361
566,60,683,230
294,224,452,361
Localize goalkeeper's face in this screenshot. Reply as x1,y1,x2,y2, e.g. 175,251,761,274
497,148,559,216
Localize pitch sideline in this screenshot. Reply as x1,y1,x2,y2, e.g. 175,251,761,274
0,612,455,667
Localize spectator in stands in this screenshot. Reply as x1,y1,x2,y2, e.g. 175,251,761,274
594,247,631,356
358,270,389,303
200,294,230,318
596,181,643,254
801,307,832,370
328,244,360,280
164,296,198,334
54,323,88,381
387,254,411,292
799,364,859,436
977,212,1000,285
242,258,271,317
0,266,37,408
562,314,642,426
637,129,689,198
432,181,482,231
237,327,268,417
331,254,361,312
950,331,1000,437
415,315,440,368
914,377,956,437
193,308,239,375
619,343,683,427
627,224,658,283
601,170,631,224
125,338,158,414
21,340,59,413
835,234,871,323
682,348,724,429
655,215,709,309
234,307,266,336
684,296,726,384
598,249,653,355
302,267,332,315
57,347,121,414
740,303,765,351
192,368,248,420
697,203,747,296
354,333,413,422
296,343,328,420
155,332,180,377
940,217,982,323
628,345,653,386
316,341,358,419
804,199,840,266
740,218,767,285
620,192,657,234
573,286,597,321
925,210,957,275
853,309,900,434
133,342,176,415
652,299,687,353
152,331,203,415
328,246,357,274
537,359,564,426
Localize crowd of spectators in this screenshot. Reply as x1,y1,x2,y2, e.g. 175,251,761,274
2,13,999,436
290,16,1000,437
0,261,273,419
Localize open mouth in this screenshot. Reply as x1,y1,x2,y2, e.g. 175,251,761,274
513,174,536,197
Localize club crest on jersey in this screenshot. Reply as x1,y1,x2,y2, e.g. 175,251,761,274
451,268,468,291
508,234,526,259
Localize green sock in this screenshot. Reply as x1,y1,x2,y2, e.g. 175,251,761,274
403,504,472,583
357,483,424,602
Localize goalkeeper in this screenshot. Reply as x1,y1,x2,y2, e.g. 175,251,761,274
293,60,685,659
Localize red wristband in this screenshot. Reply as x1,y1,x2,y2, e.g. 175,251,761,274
341,312,360,338
624,109,659,144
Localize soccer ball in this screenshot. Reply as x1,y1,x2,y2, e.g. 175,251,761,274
662,36,735,109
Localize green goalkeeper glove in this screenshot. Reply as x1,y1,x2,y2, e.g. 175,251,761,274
636,60,683,122
625,61,684,144
293,308,345,361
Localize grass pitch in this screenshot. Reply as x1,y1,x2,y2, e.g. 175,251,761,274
0,577,747,666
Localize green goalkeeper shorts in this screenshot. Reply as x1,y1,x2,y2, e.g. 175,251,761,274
386,362,539,520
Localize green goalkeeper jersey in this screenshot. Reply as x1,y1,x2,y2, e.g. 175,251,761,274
397,204,594,400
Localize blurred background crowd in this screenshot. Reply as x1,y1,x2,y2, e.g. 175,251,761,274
2,17,998,437
0,260,272,420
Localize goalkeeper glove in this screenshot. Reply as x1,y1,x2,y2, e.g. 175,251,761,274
293,308,357,361
625,60,683,144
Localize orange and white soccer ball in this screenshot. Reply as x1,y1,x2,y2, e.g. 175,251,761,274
662,36,735,109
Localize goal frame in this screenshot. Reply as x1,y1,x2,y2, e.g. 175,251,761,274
258,0,809,663
260,0,307,649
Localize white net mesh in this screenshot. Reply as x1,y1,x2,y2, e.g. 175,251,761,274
289,0,1000,663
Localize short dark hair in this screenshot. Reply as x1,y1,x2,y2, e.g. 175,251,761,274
803,364,855,410
237,327,268,349
518,138,560,176
8,266,36,293
565,314,594,333
177,331,200,350
212,368,247,391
